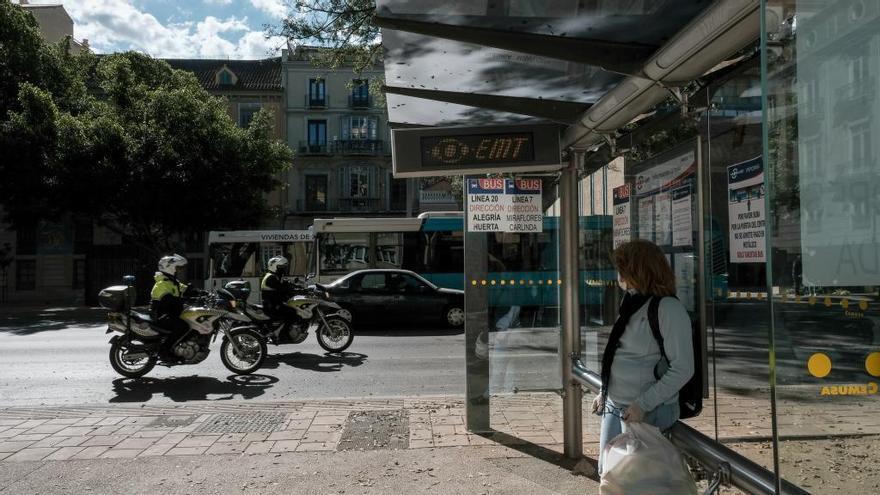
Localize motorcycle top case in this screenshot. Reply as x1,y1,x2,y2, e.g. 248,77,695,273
224,280,251,300
98,285,135,311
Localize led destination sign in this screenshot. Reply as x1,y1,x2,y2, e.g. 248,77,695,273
421,133,535,167
392,124,561,178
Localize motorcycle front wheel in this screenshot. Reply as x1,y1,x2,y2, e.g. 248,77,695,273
220,328,267,375
316,316,354,354
109,339,156,379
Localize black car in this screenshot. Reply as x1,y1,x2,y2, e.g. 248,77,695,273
324,269,464,327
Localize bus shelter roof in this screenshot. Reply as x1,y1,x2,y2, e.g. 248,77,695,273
375,0,761,148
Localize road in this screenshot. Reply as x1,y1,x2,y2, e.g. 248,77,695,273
0,308,563,407
2,302,875,407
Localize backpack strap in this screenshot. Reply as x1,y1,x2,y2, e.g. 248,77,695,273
647,296,669,361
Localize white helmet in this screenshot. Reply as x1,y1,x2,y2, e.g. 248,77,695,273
267,255,289,274
158,254,187,276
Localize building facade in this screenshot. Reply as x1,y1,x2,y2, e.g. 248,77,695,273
280,46,414,229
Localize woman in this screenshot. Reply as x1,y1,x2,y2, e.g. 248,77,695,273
593,240,694,475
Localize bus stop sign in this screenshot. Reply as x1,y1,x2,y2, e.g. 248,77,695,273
392,124,563,178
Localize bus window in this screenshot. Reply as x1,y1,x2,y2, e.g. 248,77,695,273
375,233,403,269
319,232,370,275
210,242,259,278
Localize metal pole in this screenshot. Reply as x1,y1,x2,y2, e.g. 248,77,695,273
560,150,583,459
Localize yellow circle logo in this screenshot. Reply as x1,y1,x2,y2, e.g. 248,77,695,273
807,353,832,378
866,352,880,377
859,300,869,311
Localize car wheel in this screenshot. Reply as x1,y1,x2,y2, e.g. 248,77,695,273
445,305,465,327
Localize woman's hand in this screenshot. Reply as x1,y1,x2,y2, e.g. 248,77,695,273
623,403,645,423
590,395,605,415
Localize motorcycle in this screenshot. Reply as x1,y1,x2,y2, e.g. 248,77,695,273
223,279,354,354
98,276,268,378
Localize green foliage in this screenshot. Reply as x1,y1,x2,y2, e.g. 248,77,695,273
0,4,292,254
274,1,380,75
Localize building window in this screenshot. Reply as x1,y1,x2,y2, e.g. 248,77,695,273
72,259,85,289
351,79,369,107
309,79,326,106
802,137,820,175
239,103,261,128
16,259,35,290
849,120,871,169
345,116,377,140
305,175,328,211
350,166,370,198
307,120,327,152
218,69,234,86
16,226,36,255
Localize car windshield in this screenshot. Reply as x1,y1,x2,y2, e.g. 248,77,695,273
327,271,437,290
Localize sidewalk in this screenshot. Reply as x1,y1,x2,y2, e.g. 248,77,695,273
0,394,602,494
1,392,875,494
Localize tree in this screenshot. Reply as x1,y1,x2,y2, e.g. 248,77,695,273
0,5,293,256
273,1,380,76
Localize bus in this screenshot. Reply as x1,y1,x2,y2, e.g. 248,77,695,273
311,212,464,290
206,230,313,302
310,213,620,316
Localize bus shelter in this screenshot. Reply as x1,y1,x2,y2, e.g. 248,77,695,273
374,1,841,494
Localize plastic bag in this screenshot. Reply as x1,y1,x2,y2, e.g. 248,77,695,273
599,422,697,495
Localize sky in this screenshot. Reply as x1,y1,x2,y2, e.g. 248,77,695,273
21,0,292,59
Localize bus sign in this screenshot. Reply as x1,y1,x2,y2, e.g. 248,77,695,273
392,124,562,178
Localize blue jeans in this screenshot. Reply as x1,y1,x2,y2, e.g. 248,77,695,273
597,399,680,475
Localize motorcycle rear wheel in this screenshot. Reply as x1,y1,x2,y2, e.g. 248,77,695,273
316,316,354,354
220,328,267,375
109,339,156,379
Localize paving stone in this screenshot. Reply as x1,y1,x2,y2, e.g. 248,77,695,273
270,440,300,453
24,424,68,435
301,431,341,443
0,429,28,439
242,433,269,443
206,442,249,455
0,420,26,427
101,449,143,459
156,433,188,445
0,453,10,462
72,446,110,460
177,436,219,448
0,441,35,453
54,436,91,447
166,446,209,456
131,429,170,439
268,430,305,441
55,426,97,436
311,415,347,425
44,447,86,461
97,417,126,426
244,441,274,454
73,418,103,427
139,444,174,457
115,438,156,450
14,420,48,429
44,419,82,426
8,434,49,442
216,433,246,443
408,439,434,449
4,448,57,462
29,436,70,449
81,435,126,447
295,442,334,452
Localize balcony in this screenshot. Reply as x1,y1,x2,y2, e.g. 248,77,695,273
298,141,330,155
331,139,384,155
305,94,328,108
348,94,371,109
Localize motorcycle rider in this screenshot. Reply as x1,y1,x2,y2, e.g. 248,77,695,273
260,255,300,323
151,254,200,358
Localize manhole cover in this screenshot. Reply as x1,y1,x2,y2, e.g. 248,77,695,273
193,412,287,434
150,415,197,428
337,410,409,451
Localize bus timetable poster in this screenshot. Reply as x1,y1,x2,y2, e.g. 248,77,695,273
727,157,766,263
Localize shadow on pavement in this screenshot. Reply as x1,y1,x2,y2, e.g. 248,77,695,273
354,325,463,337
262,351,367,372
108,374,279,403
0,307,105,335
478,430,598,481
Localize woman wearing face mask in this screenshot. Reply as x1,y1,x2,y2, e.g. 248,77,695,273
592,240,694,475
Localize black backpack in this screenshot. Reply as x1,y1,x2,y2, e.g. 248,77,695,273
647,296,703,420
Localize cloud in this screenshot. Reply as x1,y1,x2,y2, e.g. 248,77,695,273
249,0,288,19
203,0,233,4
66,0,284,59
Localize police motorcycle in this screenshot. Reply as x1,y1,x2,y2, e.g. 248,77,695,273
223,277,354,354
99,276,267,378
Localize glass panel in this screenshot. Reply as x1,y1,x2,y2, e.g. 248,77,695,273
318,232,371,276
764,1,880,491
464,175,560,434
305,175,328,211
